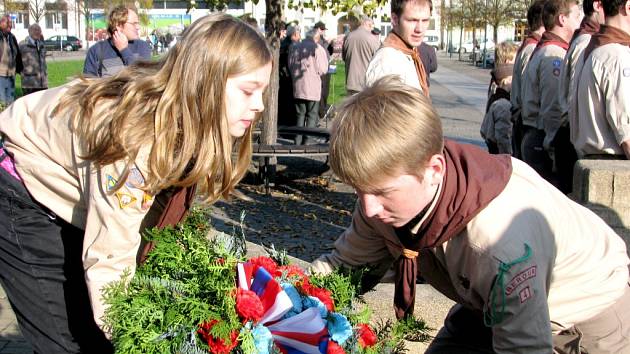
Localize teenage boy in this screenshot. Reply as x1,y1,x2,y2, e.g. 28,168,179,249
574,0,630,159
313,76,630,353
520,0,581,191
365,0,431,96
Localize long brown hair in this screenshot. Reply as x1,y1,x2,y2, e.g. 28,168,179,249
54,13,272,202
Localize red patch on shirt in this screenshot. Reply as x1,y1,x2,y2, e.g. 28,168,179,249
505,266,537,295
519,286,532,303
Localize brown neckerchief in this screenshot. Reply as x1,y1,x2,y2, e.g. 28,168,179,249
138,185,197,264
571,17,600,43
382,31,430,98
532,31,570,57
517,32,542,56
393,140,512,319
583,24,630,62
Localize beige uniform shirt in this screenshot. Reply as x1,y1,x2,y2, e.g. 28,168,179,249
0,84,157,328
559,33,592,138
365,47,424,93
313,157,629,353
574,43,630,157
521,44,567,143
510,42,537,113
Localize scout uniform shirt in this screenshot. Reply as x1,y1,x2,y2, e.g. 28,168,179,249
313,157,629,353
560,33,593,140
510,36,539,114
521,34,569,141
0,83,159,327
574,41,630,157
365,47,423,93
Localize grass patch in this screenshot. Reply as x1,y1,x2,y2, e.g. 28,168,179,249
15,59,84,96
327,60,348,106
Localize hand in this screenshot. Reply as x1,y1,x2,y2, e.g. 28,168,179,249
112,30,128,51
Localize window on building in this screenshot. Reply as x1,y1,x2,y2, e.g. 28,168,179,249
16,12,29,28
45,1,68,30
380,24,392,37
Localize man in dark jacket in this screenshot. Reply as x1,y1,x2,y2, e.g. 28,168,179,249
0,14,22,105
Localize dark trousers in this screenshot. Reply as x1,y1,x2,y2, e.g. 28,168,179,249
521,127,554,183
550,125,577,195
294,99,319,145
0,155,112,353
319,73,331,118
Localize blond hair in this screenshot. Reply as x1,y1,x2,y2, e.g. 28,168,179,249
330,75,443,190
54,13,272,202
494,41,518,65
107,5,133,36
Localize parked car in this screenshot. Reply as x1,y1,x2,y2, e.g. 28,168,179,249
423,35,440,50
470,49,495,67
458,38,495,53
43,35,82,51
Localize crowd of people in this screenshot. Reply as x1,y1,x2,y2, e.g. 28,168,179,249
481,0,629,197
0,1,628,353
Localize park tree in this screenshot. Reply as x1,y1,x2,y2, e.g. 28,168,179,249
484,0,516,43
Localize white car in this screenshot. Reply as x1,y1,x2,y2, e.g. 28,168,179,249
423,35,440,50
458,38,495,53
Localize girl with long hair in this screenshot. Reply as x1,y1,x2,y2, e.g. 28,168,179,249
0,13,271,353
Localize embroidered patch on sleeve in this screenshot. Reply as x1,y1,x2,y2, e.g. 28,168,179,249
552,59,562,68
125,167,145,188
106,175,118,191
141,193,154,210
115,190,138,209
519,286,532,303
552,68,561,76
505,265,537,295
623,68,630,77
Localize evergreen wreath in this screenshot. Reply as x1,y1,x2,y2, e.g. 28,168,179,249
103,208,431,353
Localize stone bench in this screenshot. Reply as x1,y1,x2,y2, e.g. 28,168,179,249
573,159,630,252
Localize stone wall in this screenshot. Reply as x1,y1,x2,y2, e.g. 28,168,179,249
573,160,630,251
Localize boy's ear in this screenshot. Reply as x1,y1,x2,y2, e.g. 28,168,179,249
426,154,446,186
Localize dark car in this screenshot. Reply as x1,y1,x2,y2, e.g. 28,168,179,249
43,35,82,51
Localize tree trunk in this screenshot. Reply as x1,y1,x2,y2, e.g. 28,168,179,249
262,0,282,146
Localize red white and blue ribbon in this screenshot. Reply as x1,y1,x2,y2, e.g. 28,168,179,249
237,262,330,354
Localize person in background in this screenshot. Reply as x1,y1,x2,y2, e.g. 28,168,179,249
314,21,332,118
18,24,47,96
288,27,329,144
278,24,301,127
342,15,381,95
83,5,152,77
520,0,581,188
0,14,22,105
365,0,432,97
481,41,518,154
0,14,272,353
574,0,630,159
511,0,547,159
418,41,437,84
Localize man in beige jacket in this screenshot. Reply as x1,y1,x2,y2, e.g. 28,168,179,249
574,0,630,159
313,76,629,353
520,0,581,188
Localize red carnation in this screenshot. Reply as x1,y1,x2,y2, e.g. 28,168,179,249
279,264,306,278
197,320,239,354
248,256,280,277
305,286,335,312
356,324,378,348
236,288,264,322
327,340,346,354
